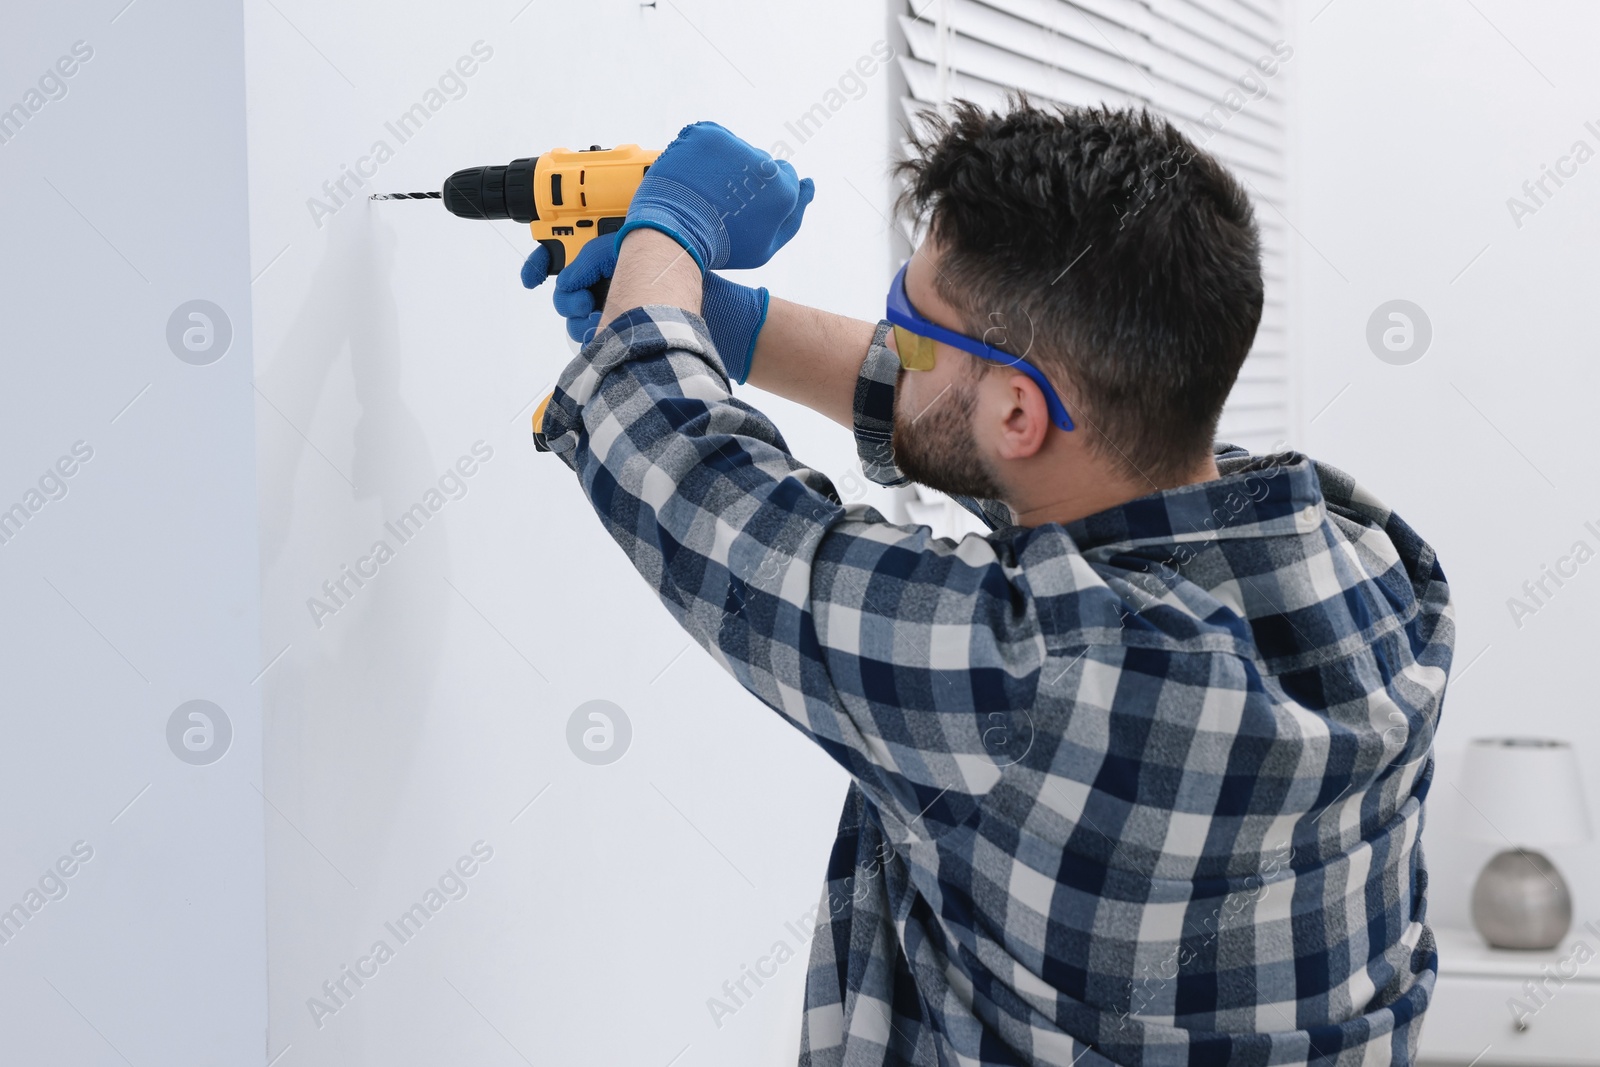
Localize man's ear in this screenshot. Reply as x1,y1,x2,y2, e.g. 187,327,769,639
991,370,1052,461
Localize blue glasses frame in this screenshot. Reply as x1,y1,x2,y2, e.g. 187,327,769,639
885,262,1074,432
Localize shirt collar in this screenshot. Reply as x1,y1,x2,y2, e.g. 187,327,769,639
1057,446,1326,555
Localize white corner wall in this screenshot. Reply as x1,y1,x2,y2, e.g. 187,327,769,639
243,1,903,1063
1288,0,1600,929
0,1,265,1063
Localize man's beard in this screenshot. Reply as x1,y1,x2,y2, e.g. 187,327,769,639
891,368,1007,501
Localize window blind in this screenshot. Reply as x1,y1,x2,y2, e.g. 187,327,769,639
892,0,1294,461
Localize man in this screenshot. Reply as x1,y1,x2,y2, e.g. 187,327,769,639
522,98,1453,1066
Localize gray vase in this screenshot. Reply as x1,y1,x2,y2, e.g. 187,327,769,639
1470,849,1573,950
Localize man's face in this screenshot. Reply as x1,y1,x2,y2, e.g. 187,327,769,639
891,240,1009,501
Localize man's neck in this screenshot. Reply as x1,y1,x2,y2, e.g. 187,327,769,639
1005,453,1222,528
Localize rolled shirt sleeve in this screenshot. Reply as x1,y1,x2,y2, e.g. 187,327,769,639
851,318,1018,531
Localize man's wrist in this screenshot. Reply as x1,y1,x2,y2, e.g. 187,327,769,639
617,226,700,265
598,228,704,330
614,220,707,274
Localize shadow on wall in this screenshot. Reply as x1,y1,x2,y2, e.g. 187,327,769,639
258,207,447,1057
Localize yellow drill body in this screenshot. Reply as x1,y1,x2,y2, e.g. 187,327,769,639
524,145,660,446
527,144,660,273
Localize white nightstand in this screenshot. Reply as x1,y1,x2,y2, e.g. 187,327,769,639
1419,925,1600,1065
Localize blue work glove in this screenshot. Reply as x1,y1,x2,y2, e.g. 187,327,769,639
615,121,815,273
519,243,553,289
523,236,769,384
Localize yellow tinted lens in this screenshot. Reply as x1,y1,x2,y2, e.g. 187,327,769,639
893,325,938,371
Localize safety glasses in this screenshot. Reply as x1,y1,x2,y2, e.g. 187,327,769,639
884,262,1074,432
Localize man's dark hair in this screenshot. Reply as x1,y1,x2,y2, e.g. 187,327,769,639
892,93,1264,486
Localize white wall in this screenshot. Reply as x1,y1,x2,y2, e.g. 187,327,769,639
0,1,265,1062
244,1,904,1063
1289,0,1600,930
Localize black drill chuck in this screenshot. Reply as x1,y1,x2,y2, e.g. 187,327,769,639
440,157,540,223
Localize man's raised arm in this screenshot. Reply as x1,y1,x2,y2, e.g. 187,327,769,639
743,298,882,430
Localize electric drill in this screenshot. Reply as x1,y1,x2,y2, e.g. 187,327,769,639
374,143,660,448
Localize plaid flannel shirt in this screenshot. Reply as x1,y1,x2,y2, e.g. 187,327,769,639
538,305,1454,1067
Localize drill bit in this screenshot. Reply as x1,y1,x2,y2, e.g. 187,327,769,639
370,191,440,200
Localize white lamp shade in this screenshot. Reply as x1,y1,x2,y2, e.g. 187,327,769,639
1457,738,1593,847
